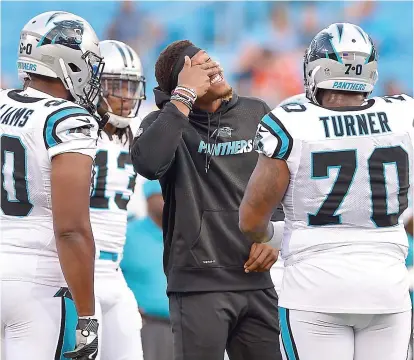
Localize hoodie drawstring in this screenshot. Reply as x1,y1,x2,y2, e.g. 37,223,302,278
205,112,222,173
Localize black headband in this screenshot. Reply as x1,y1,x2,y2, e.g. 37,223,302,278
167,45,201,93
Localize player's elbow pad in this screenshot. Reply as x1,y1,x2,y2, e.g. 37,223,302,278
268,221,284,250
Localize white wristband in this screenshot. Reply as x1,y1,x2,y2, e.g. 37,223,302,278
268,221,284,250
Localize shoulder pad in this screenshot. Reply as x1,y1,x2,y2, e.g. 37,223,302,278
270,102,310,122
256,110,293,161
42,104,97,150
376,94,413,104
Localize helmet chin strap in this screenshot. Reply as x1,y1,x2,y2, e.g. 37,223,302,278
102,96,131,129
19,71,31,87
102,96,114,112
309,66,321,105
107,113,132,129
59,58,79,102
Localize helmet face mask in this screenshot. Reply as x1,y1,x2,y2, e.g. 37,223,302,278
101,73,146,119
17,11,105,114
76,50,105,113
303,23,379,104
98,40,146,128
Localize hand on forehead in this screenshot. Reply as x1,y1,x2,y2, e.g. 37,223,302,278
191,50,211,66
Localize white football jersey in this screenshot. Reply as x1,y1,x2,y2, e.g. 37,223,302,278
90,131,136,259
0,87,98,286
256,95,413,313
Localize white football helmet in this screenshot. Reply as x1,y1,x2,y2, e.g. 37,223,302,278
98,40,146,128
304,23,378,104
18,11,104,113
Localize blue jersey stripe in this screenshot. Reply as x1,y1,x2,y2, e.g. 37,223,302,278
262,114,291,159
61,297,78,359
44,107,90,148
53,288,78,360
279,307,298,360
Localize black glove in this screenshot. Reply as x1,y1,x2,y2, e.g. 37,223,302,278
63,318,99,360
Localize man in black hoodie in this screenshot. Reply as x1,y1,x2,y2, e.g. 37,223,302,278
131,40,283,360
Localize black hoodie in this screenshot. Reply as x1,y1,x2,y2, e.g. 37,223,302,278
131,88,282,293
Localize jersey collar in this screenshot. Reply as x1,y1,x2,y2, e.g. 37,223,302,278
22,87,54,99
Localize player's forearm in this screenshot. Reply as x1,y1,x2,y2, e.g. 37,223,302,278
56,230,95,316
240,221,274,244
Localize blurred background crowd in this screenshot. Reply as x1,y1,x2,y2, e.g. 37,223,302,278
3,0,412,215
1,1,413,358
2,1,413,110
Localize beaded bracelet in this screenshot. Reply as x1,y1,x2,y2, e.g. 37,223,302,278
171,93,193,111
174,86,197,100
172,90,194,103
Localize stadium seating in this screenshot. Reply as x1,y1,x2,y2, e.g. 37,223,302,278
1,1,412,99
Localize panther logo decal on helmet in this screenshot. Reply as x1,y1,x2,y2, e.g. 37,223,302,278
37,20,84,50
308,32,341,63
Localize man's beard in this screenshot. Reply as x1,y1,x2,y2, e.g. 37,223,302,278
221,87,233,101
201,85,233,103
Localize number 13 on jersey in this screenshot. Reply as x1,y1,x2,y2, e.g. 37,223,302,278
90,150,136,211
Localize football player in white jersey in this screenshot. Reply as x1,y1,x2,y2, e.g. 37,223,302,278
92,40,145,360
270,93,309,296
240,23,412,360
1,11,105,360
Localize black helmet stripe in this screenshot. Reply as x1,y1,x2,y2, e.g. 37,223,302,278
354,25,367,43
114,42,128,67
336,23,344,42
366,41,378,63
125,45,136,68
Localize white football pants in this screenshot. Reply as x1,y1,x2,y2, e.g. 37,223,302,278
2,281,77,360
95,259,143,360
279,307,411,360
